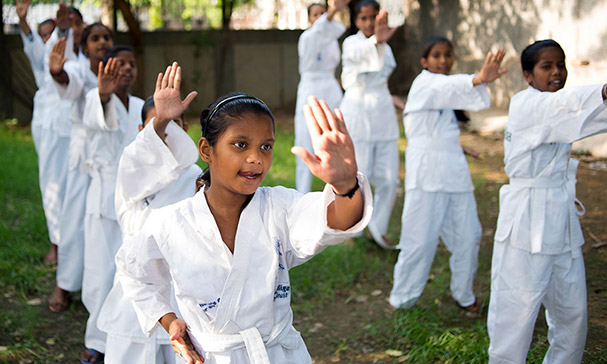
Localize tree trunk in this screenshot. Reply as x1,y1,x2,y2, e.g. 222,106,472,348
0,4,14,119
115,0,145,98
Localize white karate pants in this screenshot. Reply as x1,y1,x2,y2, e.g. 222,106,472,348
487,241,587,364
390,190,481,308
56,167,89,292
82,215,122,353
36,129,70,244
105,335,177,364
352,139,399,237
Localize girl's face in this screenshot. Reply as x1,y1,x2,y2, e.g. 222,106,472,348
355,5,378,38
421,42,454,75
39,22,54,43
70,13,84,47
84,26,113,62
524,46,567,92
114,50,137,88
202,114,274,197
308,5,326,25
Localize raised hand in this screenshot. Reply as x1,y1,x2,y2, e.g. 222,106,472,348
55,3,70,31
374,10,398,43
97,58,120,104
49,38,68,75
331,0,351,11
291,96,358,194
16,0,31,20
478,48,508,83
169,318,204,364
153,62,197,138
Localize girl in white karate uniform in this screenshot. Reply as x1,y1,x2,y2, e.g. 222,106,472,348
488,39,607,364
78,45,143,363
48,22,112,326
116,62,372,364
100,92,201,364
294,0,349,193
389,37,507,311
19,3,72,266
339,0,399,249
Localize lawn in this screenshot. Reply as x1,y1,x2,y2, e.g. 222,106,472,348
1,117,606,363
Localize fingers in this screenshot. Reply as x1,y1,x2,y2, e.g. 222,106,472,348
333,107,348,134
303,105,322,139
307,95,331,132
174,65,182,90
182,91,198,110
155,72,163,93
161,65,171,89
291,146,319,171
97,61,103,79
319,99,339,131
168,61,178,88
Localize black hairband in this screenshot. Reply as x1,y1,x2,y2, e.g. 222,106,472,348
202,94,263,137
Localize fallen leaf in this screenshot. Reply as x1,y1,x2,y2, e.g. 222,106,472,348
386,349,404,357
371,289,382,296
26,298,41,306
45,338,55,345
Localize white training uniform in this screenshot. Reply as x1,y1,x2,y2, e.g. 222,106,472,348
488,85,607,364
82,88,143,353
54,52,97,293
294,13,346,193
100,120,201,364
26,26,72,247
390,70,487,309
340,31,398,240
116,175,373,363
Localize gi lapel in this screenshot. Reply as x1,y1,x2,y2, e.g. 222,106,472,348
213,192,263,333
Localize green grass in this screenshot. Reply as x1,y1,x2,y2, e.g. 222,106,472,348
1,120,605,363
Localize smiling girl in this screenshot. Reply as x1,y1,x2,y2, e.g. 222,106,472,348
116,62,372,364
389,36,507,312
488,39,607,364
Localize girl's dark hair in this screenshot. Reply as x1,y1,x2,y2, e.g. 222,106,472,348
307,3,326,17
141,96,155,125
198,92,274,186
81,22,113,51
353,0,380,17
101,45,135,66
421,35,453,58
68,7,83,22
521,39,565,73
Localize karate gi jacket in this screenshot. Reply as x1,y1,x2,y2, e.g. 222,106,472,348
54,54,98,169
494,85,607,255
403,70,490,192
98,120,201,339
83,88,142,219
116,175,373,363
340,31,397,142
295,13,345,118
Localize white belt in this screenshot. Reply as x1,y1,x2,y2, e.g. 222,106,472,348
192,311,300,364
509,159,585,256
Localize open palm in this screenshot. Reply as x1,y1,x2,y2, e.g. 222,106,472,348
291,96,358,192
154,62,197,121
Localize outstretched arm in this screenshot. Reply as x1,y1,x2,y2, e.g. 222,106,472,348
291,96,363,230
153,62,198,141
473,49,508,85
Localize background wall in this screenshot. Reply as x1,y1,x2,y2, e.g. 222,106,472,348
4,0,607,154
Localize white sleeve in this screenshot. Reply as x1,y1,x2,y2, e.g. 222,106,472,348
404,72,490,112
115,120,199,237
306,13,346,44
283,172,373,267
115,215,174,336
20,29,44,73
83,87,119,131
509,85,607,148
54,60,84,100
341,35,385,86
